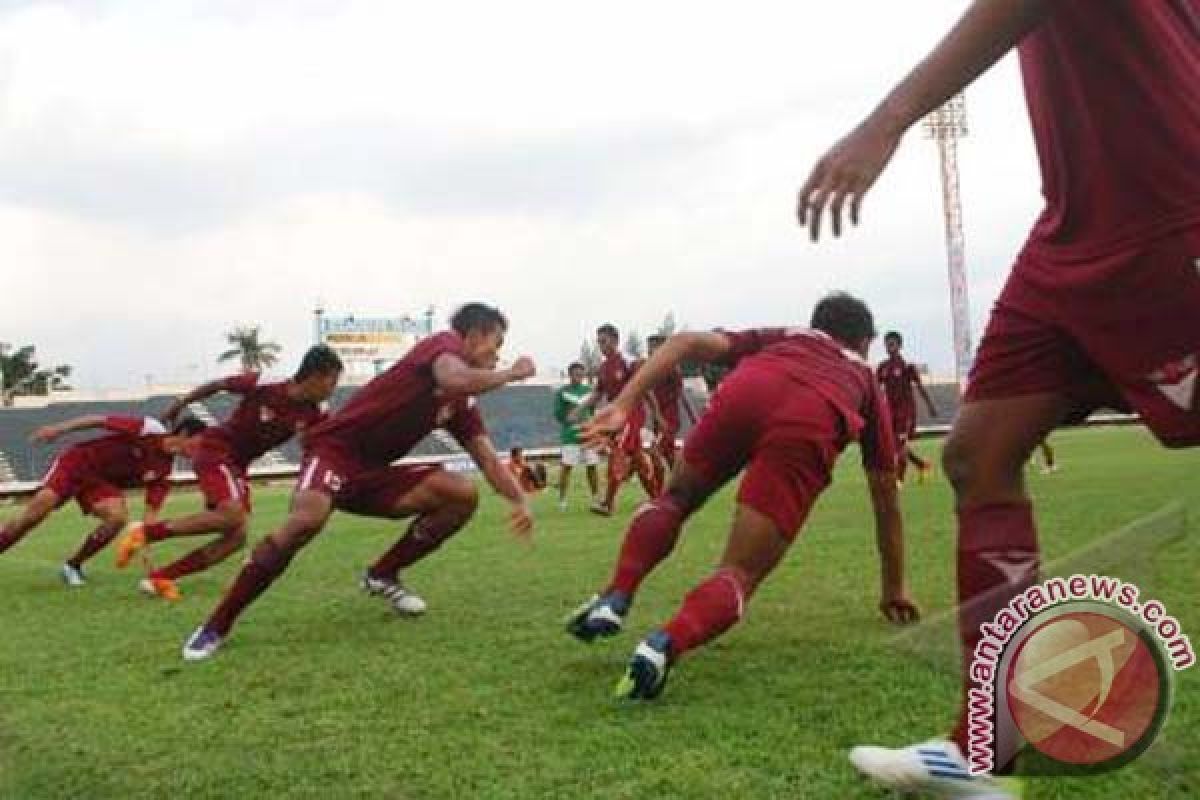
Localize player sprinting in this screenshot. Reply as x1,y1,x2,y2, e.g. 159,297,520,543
576,324,660,516
798,1,1199,795
646,333,697,493
182,303,536,661
553,362,601,510
115,346,343,600
877,331,939,485
566,293,919,700
0,414,205,586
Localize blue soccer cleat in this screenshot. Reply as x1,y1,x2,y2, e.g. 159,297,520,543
566,591,630,642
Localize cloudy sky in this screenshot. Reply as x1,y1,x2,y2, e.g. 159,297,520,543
1,0,1045,390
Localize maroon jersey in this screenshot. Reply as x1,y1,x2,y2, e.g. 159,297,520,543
876,355,920,415
306,331,486,467
66,416,175,508
1019,0,1200,260
719,328,896,470
652,368,685,430
197,373,326,467
596,351,630,403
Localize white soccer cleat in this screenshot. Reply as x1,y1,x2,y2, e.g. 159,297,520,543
848,740,1022,798
182,625,223,662
360,571,427,616
138,578,157,596
60,563,86,587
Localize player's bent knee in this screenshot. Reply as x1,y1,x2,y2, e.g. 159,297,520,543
442,474,479,511
251,537,295,577
219,504,248,532
940,435,976,493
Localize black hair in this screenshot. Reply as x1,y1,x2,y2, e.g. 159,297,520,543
451,303,508,336
646,334,666,346
810,292,877,347
171,416,208,437
510,446,523,457
596,323,619,340
884,331,903,345
294,345,344,381
568,362,585,372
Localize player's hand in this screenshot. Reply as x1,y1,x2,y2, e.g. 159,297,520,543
798,116,904,242
508,503,534,541
879,593,921,625
581,404,628,448
508,356,536,382
31,425,61,443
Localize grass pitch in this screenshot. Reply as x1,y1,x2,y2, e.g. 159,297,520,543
0,426,1197,798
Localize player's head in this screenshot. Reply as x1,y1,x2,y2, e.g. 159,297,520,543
163,416,207,454
510,446,524,460
647,334,666,355
596,324,619,355
452,302,509,369
293,345,343,401
567,362,585,384
884,331,903,356
810,292,876,356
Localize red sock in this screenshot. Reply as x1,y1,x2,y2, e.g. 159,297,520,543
144,521,171,542
605,495,687,597
663,567,749,658
153,549,214,581
368,510,467,580
949,502,1040,754
207,539,293,636
66,521,122,568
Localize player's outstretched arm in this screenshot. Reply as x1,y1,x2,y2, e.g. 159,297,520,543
462,435,534,541
798,0,1057,241
866,469,920,625
31,414,139,443
162,377,241,423
433,353,535,397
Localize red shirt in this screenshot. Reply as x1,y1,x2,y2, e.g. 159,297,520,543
876,355,920,415
68,416,175,509
1019,0,1200,261
596,351,630,403
719,328,896,471
652,368,685,430
198,374,326,467
306,331,486,467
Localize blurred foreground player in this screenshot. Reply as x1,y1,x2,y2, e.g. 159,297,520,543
877,331,938,485
0,415,204,586
567,293,919,700
115,346,342,600
182,303,536,661
798,0,1200,795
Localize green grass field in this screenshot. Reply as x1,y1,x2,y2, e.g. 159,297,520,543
0,426,1197,799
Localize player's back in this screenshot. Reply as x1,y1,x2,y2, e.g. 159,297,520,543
206,379,322,466
1019,0,1200,258
71,433,170,488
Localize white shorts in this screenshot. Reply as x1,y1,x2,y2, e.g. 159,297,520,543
560,444,599,467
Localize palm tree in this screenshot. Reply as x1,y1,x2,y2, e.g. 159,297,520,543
218,326,282,372
0,344,72,406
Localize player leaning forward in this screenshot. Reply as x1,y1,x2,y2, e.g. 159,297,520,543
183,303,536,661
568,293,920,699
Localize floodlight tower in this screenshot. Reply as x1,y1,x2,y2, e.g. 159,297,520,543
923,93,973,386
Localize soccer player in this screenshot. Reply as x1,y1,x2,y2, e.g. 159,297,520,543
575,324,660,516
0,414,205,585
876,331,938,485
181,303,537,661
506,447,548,493
646,333,697,489
566,293,919,700
553,362,601,510
114,346,343,600
797,1,1199,795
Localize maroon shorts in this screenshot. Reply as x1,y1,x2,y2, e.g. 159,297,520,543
682,365,838,539
193,452,252,513
297,444,441,517
967,224,1200,447
42,451,122,515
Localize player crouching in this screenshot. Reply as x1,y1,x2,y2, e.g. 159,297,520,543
567,292,920,700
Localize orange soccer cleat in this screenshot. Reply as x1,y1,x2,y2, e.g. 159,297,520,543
138,576,181,602
114,524,148,569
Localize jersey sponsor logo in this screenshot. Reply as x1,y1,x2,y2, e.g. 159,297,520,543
1147,354,1197,411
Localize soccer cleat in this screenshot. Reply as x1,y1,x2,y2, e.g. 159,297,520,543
114,523,148,569
848,740,1023,799
138,577,181,602
565,592,629,642
615,630,673,700
60,563,86,587
360,571,427,616
182,625,223,662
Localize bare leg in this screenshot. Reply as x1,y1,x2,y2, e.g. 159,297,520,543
65,498,128,568
0,488,60,555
